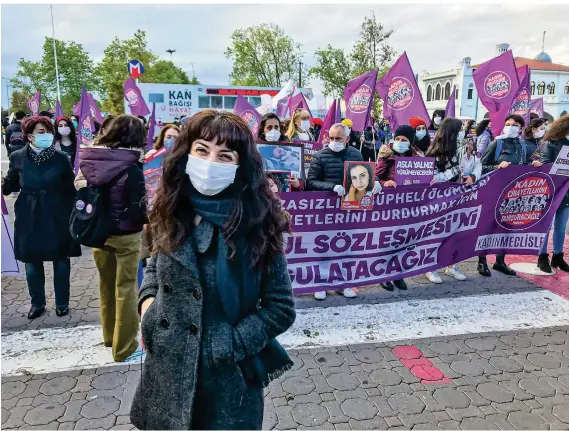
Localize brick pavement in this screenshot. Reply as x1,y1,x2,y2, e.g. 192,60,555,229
2,328,569,430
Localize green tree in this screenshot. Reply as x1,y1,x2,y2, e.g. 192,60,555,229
225,24,307,88
308,45,352,98
350,11,395,77
10,90,34,113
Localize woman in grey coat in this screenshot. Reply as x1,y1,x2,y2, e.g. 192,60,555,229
130,110,296,430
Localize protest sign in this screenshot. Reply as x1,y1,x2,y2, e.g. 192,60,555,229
341,162,375,210
234,95,262,137
428,130,437,141
292,139,322,177
28,91,41,118
124,78,150,116
550,147,569,177
143,168,162,210
257,142,303,179
279,165,569,294
1,196,23,277
394,157,435,186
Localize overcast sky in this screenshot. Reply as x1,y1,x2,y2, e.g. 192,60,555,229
2,3,569,108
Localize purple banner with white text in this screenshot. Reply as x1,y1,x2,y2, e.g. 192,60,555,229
280,165,569,294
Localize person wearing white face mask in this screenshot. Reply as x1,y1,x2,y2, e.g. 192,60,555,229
522,118,546,160
286,109,313,141
429,110,446,131
53,115,78,164
130,110,296,430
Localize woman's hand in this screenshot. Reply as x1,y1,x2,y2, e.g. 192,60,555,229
532,160,543,167
463,176,474,186
498,161,511,169
383,180,397,188
286,176,301,189
430,178,437,186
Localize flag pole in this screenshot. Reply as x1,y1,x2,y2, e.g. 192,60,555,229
50,4,62,102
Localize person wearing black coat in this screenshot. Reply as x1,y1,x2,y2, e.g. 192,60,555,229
1,116,81,320
5,111,26,155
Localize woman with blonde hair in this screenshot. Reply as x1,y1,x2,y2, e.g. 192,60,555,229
286,109,313,141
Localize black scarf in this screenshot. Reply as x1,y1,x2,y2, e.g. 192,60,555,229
28,144,56,165
188,189,293,387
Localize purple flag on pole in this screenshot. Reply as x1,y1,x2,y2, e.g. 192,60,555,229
317,99,337,145
77,87,94,173
276,95,291,118
334,98,342,123
344,70,378,132
72,101,79,116
288,93,313,119
147,103,156,149
445,85,456,118
508,66,531,126
87,93,104,124
376,52,429,131
28,91,41,117
234,95,262,137
55,100,64,118
123,78,150,116
531,98,544,117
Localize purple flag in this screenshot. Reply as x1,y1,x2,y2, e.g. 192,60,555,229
344,70,378,132
28,91,41,117
508,66,531,126
317,99,337,144
531,98,544,117
288,92,313,119
123,78,150,116
234,95,262,137
445,85,456,118
76,87,94,173
87,93,104,124
55,100,64,118
334,98,342,123
276,95,291,118
72,101,79,116
147,103,156,149
376,52,429,132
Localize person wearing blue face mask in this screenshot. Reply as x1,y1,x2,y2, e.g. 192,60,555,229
70,115,78,130
145,124,180,159
1,116,81,320
409,116,431,156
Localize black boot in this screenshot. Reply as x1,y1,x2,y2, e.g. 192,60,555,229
537,254,552,273
393,279,408,290
477,256,491,277
27,306,46,320
493,255,516,276
56,306,69,317
551,253,569,272
381,282,394,291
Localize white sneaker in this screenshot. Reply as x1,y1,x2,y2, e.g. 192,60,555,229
445,266,467,281
343,288,357,298
425,271,443,284
314,291,327,300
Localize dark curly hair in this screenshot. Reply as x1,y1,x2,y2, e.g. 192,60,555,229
149,109,289,266
95,114,146,149
475,119,491,137
23,116,54,142
53,116,77,146
258,113,287,142
523,118,545,139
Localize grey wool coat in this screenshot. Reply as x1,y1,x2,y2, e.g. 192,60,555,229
130,221,296,430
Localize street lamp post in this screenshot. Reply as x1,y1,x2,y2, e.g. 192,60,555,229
50,4,62,102
2,77,11,112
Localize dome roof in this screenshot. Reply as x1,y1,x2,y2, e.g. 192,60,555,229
535,51,552,63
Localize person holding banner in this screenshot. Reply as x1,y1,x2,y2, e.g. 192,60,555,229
532,114,569,273
2,116,81,319
409,116,431,156
426,118,468,283
130,110,296,430
475,119,493,159
523,118,546,161
53,116,78,163
286,109,313,141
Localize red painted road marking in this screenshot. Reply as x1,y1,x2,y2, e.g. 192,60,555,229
392,345,452,384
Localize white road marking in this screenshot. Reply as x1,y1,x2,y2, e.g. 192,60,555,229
2,290,568,376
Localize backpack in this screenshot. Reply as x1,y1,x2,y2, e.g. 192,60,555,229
69,169,129,248
494,139,527,163
9,130,25,153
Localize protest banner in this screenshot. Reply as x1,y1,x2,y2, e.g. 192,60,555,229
143,146,168,209
257,142,303,179
1,196,23,277
550,147,569,176
344,70,378,132
342,162,375,210
55,100,64,118
292,139,322,177
531,98,544,117
279,165,569,294
234,95,262,137
28,91,41,118
123,78,150,116
394,157,435,186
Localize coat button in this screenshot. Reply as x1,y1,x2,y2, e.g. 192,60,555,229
160,318,170,329
190,323,198,335
193,289,201,300
164,283,171,294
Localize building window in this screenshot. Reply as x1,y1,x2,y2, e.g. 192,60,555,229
456,87,459,99
198,96,210,108
547,82,555,95
223,96,236,110
211,96,223,109
467,83,474,100
565,82,569,94
444,82,451,100
537,81,546,95
530,81,535,95
247,96,262,108
435,83,441,100
426,85,432,102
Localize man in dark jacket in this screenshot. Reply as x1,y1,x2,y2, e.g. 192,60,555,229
481,114,527,276
5,111,26,155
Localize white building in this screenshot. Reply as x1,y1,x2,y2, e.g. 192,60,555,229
417,43,569,123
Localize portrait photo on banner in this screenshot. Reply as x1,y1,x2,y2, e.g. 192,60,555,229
342,161,376,210
257,142,304,179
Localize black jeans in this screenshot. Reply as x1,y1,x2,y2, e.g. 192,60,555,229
361,146,377,162
25,259,71,309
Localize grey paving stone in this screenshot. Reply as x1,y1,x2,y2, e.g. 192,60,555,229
314,352,345,367
23,403,65,426
282,377,315,396
1,407,10,425
491,399,528,414
518,378,556,397
91,372,127,390
387,393,425,415
427,342,459,355
369,369,403,386
321,401,351,424
75,415,117,430
348,417,388,430
80,396,120,419
32,392,71,406
412,423,444,430
432,388,471,409
291,403,329,427
438,419,462,429
398,411,438,428
59,399,88,422
26,420,60,429
449,361,484,377
263,409,278,430
333,423,351,430
287,393,322,407
340,398,377,420
552,404,569,424
488,356,525,373
507,410,549,430
476,383,514,403
334,389,368,401
1,381,26,400
527,353,562,369
352,349,384,364
326,374,361,391
445,405,484,421
464,338,497,351
460,417,502,430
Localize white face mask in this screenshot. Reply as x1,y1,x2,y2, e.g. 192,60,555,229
503,125,520,138
534,129,546,139
457,131,466,141
329,142,345,152
59,127,71,137
393,140,410,154
299,120,310,132
185,155,238,196
434,117,442,126
265,129,281,142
